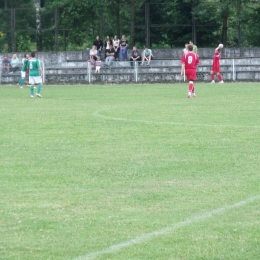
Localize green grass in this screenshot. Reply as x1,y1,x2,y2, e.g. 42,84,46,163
0,83,260,260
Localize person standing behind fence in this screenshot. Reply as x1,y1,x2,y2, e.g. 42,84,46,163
104,36,112,59
181,44,200,98
27,52,43,98
113,35,120,61
210,44,224,84
93,36,103,58
16,54,29,89
105,43,115,67
189,41,198,54
119,35,128,61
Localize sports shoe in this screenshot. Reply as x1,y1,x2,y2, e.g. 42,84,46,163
31,95,34,98
192,93,197,98
210,80,215,84
36,93,42,98
219,80,224,83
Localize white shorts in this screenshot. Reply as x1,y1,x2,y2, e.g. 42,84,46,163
21,71,26,78
29,76,42,85
96,66,101,72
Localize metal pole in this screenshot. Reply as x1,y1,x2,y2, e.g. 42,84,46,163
88,62,91,83
42,61,45,83
134,61,138,82
232,59,235,81
191,2,196,44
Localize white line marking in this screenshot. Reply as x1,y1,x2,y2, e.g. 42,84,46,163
73,194,260,260
93,108,260,128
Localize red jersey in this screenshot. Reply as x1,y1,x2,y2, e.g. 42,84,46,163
212,51,220,67
181,52,200,70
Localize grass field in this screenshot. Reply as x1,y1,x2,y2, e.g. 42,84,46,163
0,82,260,260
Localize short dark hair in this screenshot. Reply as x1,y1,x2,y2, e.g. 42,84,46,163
31,52,36,57
187,44,193,51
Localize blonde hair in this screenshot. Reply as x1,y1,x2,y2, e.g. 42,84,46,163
121,35,126,41
12,54,18,59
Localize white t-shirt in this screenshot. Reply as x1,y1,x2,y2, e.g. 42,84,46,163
113,39,120,48
90,49,97,56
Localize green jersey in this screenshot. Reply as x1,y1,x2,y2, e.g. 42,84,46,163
21,58,28,72
27,58,41,76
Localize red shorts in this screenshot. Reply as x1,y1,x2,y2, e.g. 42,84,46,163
211,66,220,73
185,69,196,81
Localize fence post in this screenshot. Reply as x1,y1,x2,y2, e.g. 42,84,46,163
134,61,138,82
232,59,235,81
42,61,45,83
87,62,91,83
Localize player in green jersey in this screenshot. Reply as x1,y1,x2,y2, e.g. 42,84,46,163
16,54,29,89
27,52,43,98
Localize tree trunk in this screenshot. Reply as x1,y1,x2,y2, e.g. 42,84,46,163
130,0,136,47
35,0,42,51
116,0,121,37
222,9,228,46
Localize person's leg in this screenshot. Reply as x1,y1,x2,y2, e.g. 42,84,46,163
147,56,151,65
130,58,134,66
210,70,215,83
188,81,194,98
36,77,43,97
217,72,224,83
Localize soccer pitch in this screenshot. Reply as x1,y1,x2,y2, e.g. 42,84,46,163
1,83,260,260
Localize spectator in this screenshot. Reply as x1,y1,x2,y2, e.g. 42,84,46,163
130,46,141,66
141,46,153,66
9,54,20,74
88,55,96,70
119,35,128,60
113,35,120,61
95,56,102,73
2,56,10,74
104,35,112,58
89,45,98,60
189,41,198,54
105,43,115,67
93,36,103,58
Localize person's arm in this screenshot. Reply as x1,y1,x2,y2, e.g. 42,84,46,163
181,63,185,76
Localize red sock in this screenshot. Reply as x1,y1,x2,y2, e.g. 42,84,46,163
192,85,195,93
188,83,193,92
210,74,215,80
217,74,223,81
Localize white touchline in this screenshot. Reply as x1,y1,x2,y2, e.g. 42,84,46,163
93,108,260,129
73,194,260,260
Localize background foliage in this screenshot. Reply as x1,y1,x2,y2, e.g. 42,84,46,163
0,0,260,52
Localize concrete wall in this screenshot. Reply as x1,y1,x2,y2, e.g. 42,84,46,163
1,47,260,63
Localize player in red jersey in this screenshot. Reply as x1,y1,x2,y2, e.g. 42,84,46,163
210,44,224,83
181,44,200,98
